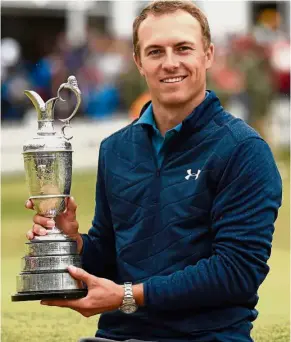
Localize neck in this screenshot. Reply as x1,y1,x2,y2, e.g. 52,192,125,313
151,90,206,136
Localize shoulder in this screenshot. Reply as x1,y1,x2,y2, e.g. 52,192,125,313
214,109,261,144
219,111,276,167
210,109,281,181
214,112,281,196
210,109,268,161
99,120,139,152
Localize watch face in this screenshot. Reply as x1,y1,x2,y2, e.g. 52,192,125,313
122,304,137,314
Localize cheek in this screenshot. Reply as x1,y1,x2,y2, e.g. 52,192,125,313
187,63,206,81
144,68,158,84
143,60,158,74
184,56,206,73
144,75,159,90
145,75,161,91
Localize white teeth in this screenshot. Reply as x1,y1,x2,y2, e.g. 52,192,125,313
162,77,184,83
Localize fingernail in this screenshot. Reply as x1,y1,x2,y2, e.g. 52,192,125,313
68,265,76,272
25,200,30,207
40,228,47,235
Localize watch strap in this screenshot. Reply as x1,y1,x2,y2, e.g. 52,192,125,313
119,282,138,314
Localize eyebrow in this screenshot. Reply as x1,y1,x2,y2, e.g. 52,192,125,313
175,41,196,47
144,41,196,53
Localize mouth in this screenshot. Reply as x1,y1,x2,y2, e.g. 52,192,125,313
160,76,187,84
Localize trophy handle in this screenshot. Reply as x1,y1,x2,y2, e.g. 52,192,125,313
57,76,81,140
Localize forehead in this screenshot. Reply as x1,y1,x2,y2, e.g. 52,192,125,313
138,10,203,49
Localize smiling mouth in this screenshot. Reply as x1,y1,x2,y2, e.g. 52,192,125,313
160,76,187,83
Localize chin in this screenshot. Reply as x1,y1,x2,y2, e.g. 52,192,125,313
160,94,190,107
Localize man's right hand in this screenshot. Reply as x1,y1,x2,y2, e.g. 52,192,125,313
25,196,83,254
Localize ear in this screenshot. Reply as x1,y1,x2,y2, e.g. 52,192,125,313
205,43,215,70
133,52,145,77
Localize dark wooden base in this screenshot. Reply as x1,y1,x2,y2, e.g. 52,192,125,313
11,289,88,301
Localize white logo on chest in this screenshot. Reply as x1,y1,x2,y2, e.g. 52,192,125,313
185,169,201,180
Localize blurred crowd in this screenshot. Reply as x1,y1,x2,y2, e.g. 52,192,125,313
1,7,290,140
1,31,138,122
207,9,290,138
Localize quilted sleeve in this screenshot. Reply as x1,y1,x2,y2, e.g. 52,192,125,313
80,142,117,280
143,138,282,310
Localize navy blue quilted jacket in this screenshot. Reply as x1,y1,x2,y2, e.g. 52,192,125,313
81,91,282,341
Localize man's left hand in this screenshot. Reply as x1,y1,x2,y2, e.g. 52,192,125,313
41,265,124,317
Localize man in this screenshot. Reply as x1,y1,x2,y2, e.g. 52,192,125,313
26,1,282,341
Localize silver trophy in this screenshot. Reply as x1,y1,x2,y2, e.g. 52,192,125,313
12,76,87,301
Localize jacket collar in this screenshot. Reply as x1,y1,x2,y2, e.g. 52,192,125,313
137,90,223,134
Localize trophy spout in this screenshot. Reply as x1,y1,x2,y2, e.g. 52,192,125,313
24,90,46,120
24,90,59,122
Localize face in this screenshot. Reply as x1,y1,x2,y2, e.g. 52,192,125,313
134,10,214,108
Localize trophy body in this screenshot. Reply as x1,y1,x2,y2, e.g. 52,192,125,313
12,76,87,301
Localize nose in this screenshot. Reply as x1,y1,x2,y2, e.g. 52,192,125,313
162,51,179,72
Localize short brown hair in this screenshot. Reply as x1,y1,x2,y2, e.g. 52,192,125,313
133,0,211,56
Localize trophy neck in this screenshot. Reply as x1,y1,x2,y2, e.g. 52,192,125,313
37,120,56,135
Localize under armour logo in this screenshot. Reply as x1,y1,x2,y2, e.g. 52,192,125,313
185,169,201,180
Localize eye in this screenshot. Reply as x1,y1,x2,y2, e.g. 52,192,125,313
148,49,162,56
177,46,192,52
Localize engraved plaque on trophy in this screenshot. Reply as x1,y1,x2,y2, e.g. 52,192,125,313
12,76,87,301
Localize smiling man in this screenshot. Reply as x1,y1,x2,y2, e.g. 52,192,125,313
133,6,214,136
26,1,282,342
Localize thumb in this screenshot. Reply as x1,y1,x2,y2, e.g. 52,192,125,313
25,199,34,210
67,265,92,283
65,196,77,219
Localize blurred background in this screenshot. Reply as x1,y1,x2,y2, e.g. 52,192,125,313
1,0,290,171
1,1,290,342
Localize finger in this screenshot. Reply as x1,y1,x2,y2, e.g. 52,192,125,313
25,199,34,210
65,197,77,220
26,229,34,240
40,302,93,318
33,214,55,228
67,265,92,284
41,298,86,309
32,224,48,236
41,299,69,307
64,197,69,208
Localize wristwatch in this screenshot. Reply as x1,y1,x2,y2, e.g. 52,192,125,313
119,282,138,314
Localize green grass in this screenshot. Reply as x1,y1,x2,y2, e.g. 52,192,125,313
1,163,290,342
